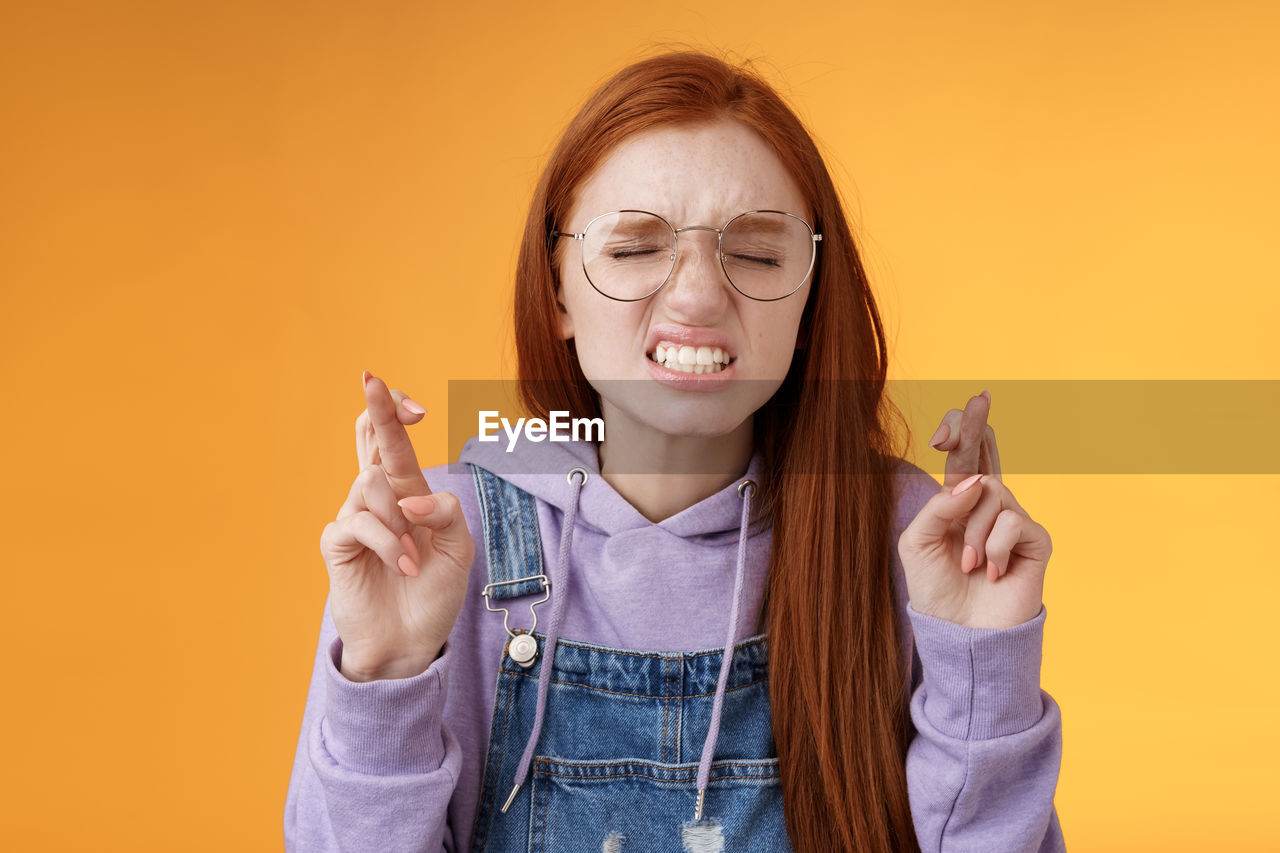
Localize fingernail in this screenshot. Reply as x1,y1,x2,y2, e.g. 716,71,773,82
987,558,1000,581
951,473,983,496
961,544,978,572
399,495,435,515
400,531,420,565
980,389,990,402
403,398,427,415
928,424,949,448
397,553,419,577
363,370,373,387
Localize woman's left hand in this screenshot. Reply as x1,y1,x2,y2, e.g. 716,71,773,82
898,390,1053,629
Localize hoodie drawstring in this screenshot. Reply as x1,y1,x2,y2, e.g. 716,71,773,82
693,477,755,821
500,465,588,814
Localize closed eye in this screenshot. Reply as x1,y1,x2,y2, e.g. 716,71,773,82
603,242,670,261
725,252,782,268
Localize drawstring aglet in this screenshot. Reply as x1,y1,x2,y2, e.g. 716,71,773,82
694,788,706,821
500,783,521,814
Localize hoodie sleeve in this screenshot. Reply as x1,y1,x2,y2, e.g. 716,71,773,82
283,595,463,852
892,460,1065,852
905,604,1066,852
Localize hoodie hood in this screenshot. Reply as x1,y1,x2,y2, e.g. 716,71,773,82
456,433,766,540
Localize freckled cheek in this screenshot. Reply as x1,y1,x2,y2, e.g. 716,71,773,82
572,306,647,368
747,317,804,378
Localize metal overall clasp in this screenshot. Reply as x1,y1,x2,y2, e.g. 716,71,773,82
481,574,550,668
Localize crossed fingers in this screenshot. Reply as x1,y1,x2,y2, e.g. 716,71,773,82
929,390,1030,575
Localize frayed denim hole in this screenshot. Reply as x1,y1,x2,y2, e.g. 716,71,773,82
681,819,724,853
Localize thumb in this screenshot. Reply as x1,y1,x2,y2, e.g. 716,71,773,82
397,492,474,564
902,473,986,546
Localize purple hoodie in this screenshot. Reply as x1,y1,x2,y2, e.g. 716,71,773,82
284,435,1065,851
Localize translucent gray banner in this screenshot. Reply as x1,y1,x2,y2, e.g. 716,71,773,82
446,380,1279,475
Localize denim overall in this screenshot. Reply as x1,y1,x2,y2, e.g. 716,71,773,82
467,464,793,852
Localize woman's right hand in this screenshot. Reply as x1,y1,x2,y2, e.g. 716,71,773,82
318,371,475,682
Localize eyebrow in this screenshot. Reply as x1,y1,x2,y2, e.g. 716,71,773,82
600,218,670,238
724,216,790,235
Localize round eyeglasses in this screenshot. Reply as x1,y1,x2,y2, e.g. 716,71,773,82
552,209,822,302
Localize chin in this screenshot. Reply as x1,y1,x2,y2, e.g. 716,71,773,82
655,416,745,441
612,388,753,439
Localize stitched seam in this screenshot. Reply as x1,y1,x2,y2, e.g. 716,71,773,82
517,489,543,579
532,765,780,782
548,637,768,661
472,466,499,585
511,669,768,698
661,655,671,764
476,467,514,587
506,488,527,581
675,660,685,764
483,469,515,587
534,756,780,772
473,670,515,851
963,636,975,740
937,636,977,848
530,747,547,851
491,477,513,584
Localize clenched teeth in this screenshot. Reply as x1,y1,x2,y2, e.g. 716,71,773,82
649,343,732,374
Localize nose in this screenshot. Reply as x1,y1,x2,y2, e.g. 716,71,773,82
658,228,731,321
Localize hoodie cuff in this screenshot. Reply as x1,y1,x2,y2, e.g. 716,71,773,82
907,603,1047,741
321,637,451,776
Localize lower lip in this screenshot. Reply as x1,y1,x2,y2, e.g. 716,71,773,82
644,354,737,391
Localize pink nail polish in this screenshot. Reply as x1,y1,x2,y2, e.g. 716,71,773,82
363,370,373,387
399,495,435,515
400,531,420,565
961,544,977,572
951,473,982,495
397,553,418,577
928,424,949,447
403,399,427,415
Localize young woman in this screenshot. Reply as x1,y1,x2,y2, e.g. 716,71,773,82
285,51,1064,852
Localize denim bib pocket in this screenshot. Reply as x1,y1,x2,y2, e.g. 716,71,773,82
529,755,788,852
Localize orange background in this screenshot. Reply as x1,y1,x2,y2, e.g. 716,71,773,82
2,1,1277,850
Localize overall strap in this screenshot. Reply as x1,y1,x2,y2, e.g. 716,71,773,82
470,463,546,599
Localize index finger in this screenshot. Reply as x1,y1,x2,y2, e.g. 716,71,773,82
364,372,429,496
943,390,990,489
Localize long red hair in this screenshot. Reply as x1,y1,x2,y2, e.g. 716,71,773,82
513,50,917,852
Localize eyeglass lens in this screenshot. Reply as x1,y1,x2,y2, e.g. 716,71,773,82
580,211,815,301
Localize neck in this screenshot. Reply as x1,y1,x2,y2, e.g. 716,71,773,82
595,401,754,523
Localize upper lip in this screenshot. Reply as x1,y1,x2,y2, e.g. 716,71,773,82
645,325,736,361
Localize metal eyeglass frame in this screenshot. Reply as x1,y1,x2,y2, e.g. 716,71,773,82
551,209,822,303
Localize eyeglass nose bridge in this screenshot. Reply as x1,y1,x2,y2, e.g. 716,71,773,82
655,222,737,298
665,224,729,282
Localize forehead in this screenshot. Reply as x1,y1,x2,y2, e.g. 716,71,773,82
566,119,812,229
